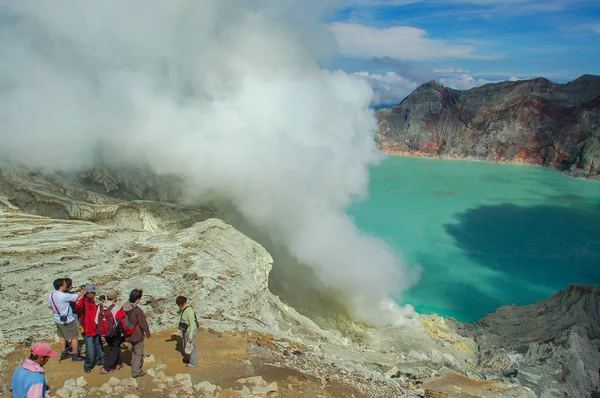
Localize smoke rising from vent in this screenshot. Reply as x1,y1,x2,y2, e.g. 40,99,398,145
0,0,418,326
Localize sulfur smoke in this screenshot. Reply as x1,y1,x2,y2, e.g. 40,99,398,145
0,0,419,326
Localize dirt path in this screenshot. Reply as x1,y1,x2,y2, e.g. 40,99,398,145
1,329,364,397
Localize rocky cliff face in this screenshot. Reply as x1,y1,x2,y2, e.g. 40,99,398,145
376,75,600,178
471,284,600,397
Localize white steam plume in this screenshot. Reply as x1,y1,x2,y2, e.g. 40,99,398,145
0,0,419,326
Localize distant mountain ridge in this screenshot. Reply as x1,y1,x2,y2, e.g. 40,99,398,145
376,74,600,178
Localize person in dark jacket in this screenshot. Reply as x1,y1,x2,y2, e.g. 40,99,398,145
75,284,106,373
124,289,151,378
98,290,124,374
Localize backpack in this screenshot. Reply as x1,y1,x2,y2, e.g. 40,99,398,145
115,308,135,337
97,304,117,337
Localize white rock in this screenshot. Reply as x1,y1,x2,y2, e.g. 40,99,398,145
385,366,399,378
175,372,192,382
180,379,194,389
123,395,141,398
252,382,278,396
75,376,88,387
236,376,267,386
108,376,121,386
68,386,86,397
195,381,219,394
145,354,156,363
119,377,139,388
63,378,76,388
162,376,175,383
54,388,70,398
113,385,127,394
155,363,167,371
98,383,113,394
147,367,157,377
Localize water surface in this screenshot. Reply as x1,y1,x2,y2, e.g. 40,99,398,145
349,156,600,322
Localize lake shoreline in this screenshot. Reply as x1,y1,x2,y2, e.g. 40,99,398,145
379,147,600,182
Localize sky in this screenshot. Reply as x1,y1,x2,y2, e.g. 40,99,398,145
327,0,600,105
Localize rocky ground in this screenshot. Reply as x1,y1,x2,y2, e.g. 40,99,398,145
0,164,597,397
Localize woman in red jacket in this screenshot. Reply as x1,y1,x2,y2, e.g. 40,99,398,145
76,284,106,373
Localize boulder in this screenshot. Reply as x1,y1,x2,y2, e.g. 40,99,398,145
75,376,88,387
107,376,121,386
236,376,267,386
119,378,139,388
195,381,220,395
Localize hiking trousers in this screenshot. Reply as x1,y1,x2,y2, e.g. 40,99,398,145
130,340,144,377
182,328,198,366
103,335,122,370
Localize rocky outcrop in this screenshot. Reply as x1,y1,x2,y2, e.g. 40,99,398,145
376,75,600,177
0,163,219,231
472,285,600,397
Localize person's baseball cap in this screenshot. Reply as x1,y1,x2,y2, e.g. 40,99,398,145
31,343,58,358
106,290,118,300
84,284,97,293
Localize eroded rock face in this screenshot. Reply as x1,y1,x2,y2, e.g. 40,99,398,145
0,163,218,231
473,285,600,397
376,75,600,178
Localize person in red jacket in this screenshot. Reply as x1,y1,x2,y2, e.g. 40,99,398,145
75,284,106,373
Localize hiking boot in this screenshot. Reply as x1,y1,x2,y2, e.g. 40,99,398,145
71,355,85,362
84,368,91,373
133,372,146,378
60,352,70,361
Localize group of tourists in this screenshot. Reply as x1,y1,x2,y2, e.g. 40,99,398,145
11,277,200,397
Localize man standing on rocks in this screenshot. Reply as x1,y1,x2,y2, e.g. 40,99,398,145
125,289,151,378
11,342,58,398
76,284,106,373
47,278,85,362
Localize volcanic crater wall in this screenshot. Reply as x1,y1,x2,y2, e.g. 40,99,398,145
376,75,600,178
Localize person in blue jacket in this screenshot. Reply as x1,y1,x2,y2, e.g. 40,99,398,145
11,342,58,398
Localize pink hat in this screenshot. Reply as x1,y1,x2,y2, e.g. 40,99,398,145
31,343,58,358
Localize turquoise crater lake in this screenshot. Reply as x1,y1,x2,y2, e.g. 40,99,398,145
349,156,600,323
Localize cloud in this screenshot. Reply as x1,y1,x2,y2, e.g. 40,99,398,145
372,57,437,82
353,71,420,105
356,67,521,106
0,0,420,327
352,59,435,105
329,22,500,60
342,0,594,14
439,74,496,90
